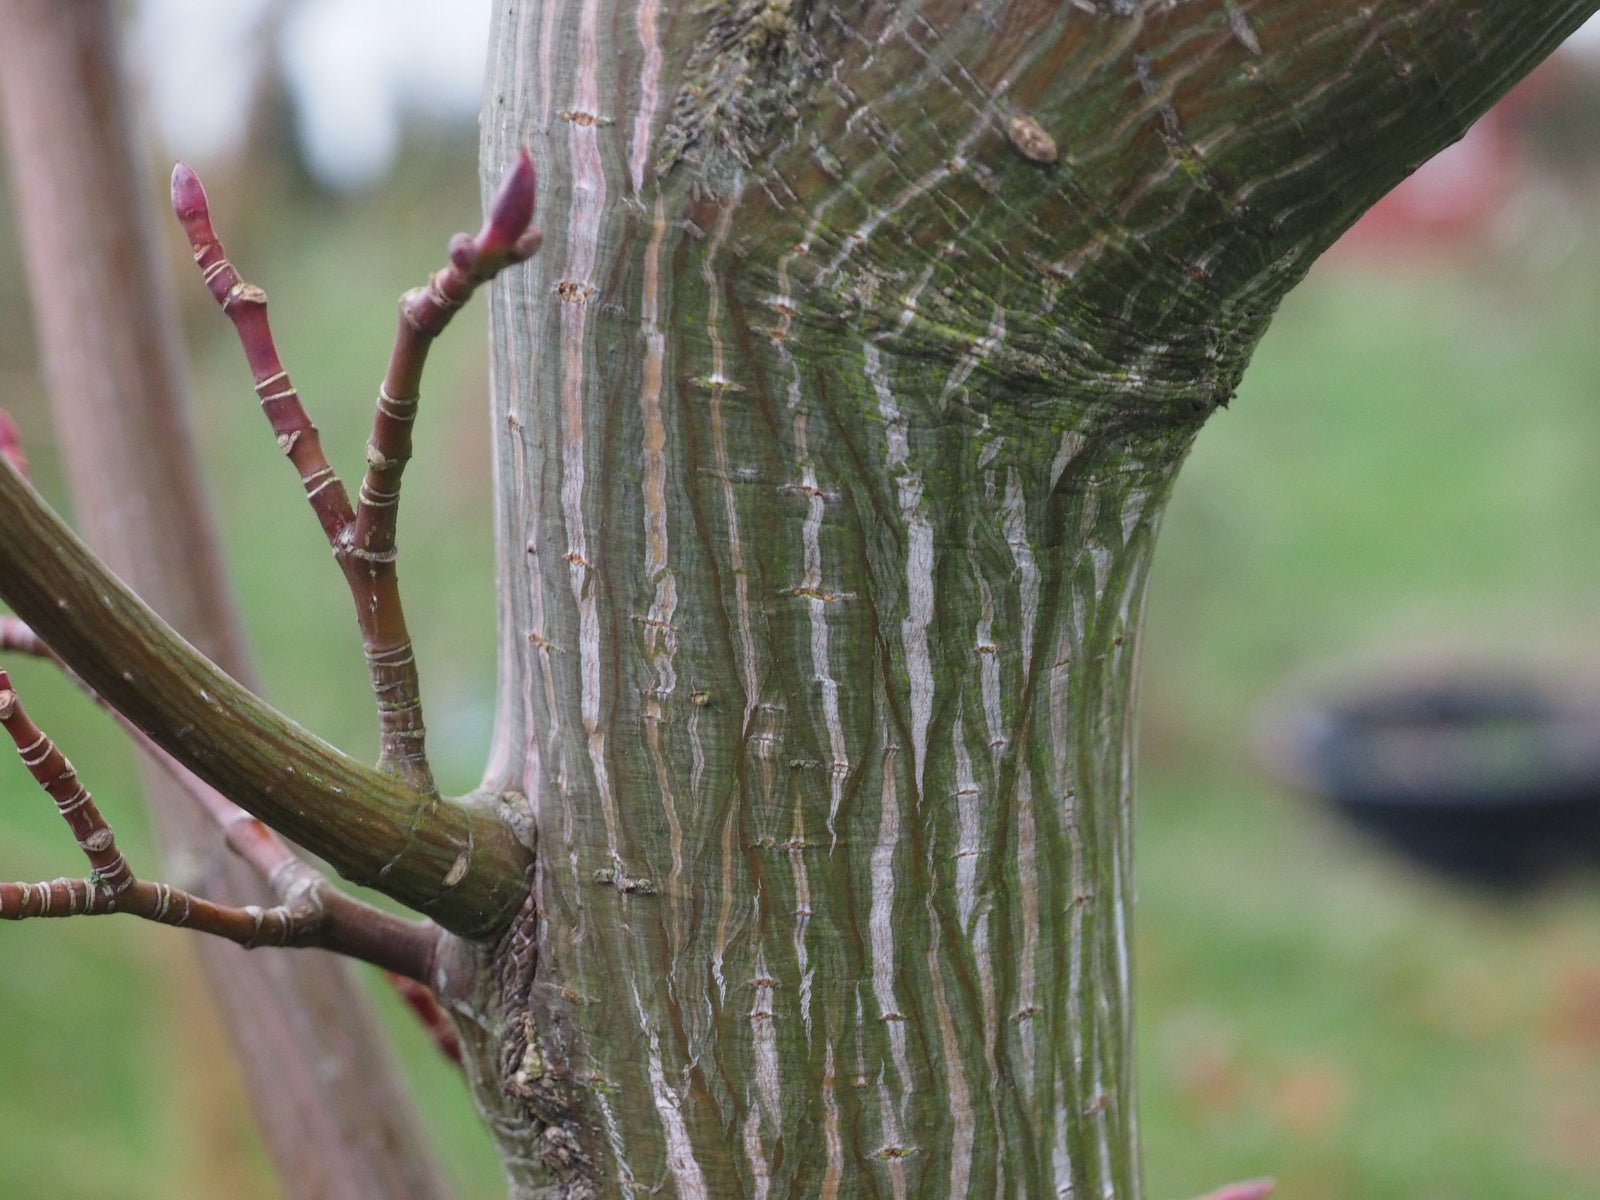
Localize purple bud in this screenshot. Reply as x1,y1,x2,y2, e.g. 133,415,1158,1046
447,233,475,273
170,162,210,226
482,148,537,254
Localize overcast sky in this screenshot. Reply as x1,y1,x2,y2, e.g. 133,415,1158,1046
132,0,492,191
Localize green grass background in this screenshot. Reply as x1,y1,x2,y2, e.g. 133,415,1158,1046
2,139,1600,1197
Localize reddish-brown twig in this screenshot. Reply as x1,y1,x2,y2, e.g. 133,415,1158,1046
170,155,541,796
182,768,442,981
0,622,455,1046
355,148,541,562
0,665,441,980
387,972,465,1067
170,165,354,544
349,150,541,789
0,615,47,658
0,665,305,944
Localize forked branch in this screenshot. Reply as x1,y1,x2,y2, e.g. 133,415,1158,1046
0,456,530,938
183,766,443,980
0,159,538,936
1,613,460,1033
170,154,540,795
0,666,437,979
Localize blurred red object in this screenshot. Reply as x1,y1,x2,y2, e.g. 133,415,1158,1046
0,410,28,480
1331,64,1567,261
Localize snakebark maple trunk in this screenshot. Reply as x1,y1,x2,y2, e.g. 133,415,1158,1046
441,2,1598,1198
2,1,1592,1198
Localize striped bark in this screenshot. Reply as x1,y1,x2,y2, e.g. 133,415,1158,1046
443,2,1595,1198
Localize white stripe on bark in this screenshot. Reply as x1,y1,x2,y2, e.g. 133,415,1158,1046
788,799,815,1041
797,437,848,840
634,984,710,1200
999,476,1043,1094
590,1083,637,1197
712,809,737,1006
751,948,783,1133
866,342,934,797
820,1042,844,1200
877,1077,910,1200
927,912,976,1199
869,748,913,1116
1052,1071,1073,1197
701,200,759,720
559,0,623,874
952,711,981,930
627,0,662,193
742,1109,772,1200
636,195,688,951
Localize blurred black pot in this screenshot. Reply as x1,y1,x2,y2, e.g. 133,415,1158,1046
1262,673,1600,888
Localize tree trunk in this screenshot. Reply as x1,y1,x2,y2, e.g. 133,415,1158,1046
444,2,1599,1197
0,1,1592,1198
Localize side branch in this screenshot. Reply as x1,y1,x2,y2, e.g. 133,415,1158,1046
171,157,540,795
0,617,452,1004
356,147,541,562
0,668,420,964
186,770,442,980
0,460,531,938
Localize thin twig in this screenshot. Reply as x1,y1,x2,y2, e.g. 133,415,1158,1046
0,621,445,985
0,666,320,947
354,148,542,562
182,769,442,981
0,614,47,658
169,166,354,544
0,664,442,979
387,972,465,1067
0,460,530,937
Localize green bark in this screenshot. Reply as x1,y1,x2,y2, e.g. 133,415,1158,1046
0,465,529,938
448,2,1598,1197
2,0,1581,1195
